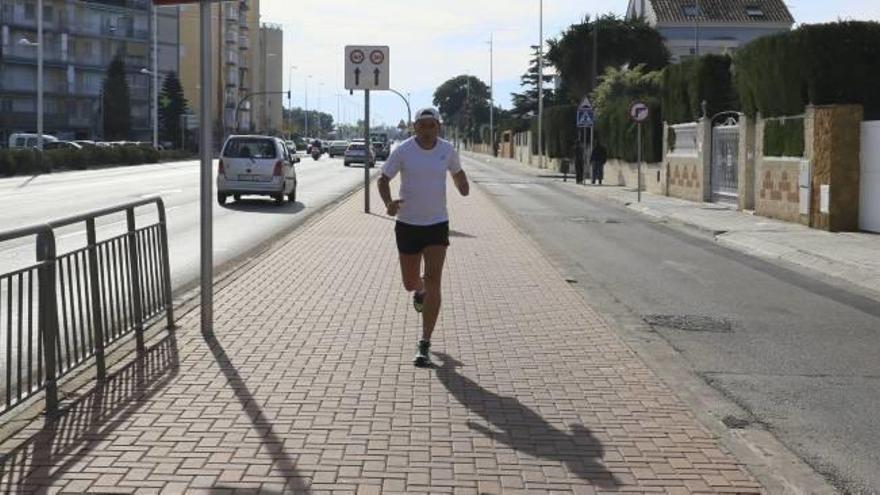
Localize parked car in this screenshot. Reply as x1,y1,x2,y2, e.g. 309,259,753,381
217,135,298,206
327,140,350,157
8,133,58,149
344,142,375,167
44,141,83,151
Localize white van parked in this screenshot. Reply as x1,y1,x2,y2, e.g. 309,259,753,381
8,133,58,149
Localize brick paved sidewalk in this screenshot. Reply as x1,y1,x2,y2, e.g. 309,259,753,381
0,180,764,494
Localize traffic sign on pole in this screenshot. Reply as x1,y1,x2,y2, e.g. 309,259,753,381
630,101,650,122
345,45,389,91
577,108,594,128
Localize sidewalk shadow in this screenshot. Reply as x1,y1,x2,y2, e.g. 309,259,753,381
433,352,619,489
0,332,179,492
201,327,311,494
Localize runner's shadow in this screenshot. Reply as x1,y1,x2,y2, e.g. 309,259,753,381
449,230,476,238
433,352,619,489
0,333,180,492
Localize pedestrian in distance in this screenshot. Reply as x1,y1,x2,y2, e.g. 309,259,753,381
572,139,586,185
377,107,470,368
590,140,607,185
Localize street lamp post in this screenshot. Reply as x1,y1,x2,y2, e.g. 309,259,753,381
37,0,43,153
488,33,494,155
151,5,158,148
538,0,544,169
288,66,297,138
140,68,158,149
305,75,312,137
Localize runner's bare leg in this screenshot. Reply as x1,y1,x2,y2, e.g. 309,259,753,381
399,253,424,292
421,245,447,341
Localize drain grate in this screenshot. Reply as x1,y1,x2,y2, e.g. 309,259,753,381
643,314,734,333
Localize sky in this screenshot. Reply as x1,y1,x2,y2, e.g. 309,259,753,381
259,0,880,127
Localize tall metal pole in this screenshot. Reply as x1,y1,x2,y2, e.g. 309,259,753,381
637,122,643,203
489,33,494,155
364,89,371,213
695,0,701,57
305,75,310,137
37,0,44,154
199,0,214,334
538,0,544,169
288,68,292,136
152,5,159,149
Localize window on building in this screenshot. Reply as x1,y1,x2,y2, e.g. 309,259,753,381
24,3,35,20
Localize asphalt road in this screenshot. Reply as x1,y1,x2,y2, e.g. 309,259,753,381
0,155,380,290
462,155,880,495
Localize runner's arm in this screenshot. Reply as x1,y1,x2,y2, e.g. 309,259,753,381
377,175,393,207
452,170,469,197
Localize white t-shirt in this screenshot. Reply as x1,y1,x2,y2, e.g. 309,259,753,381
381,137,462,226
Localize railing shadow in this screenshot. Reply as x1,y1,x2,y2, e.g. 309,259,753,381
0,332,180,492
201,327,311,494
432,352,620,489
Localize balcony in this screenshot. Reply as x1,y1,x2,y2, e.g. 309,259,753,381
238,36,250,50
225,30,238,44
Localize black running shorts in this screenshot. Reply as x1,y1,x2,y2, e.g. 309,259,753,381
395,221,450,255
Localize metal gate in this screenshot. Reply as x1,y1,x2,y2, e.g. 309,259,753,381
711,116,740,204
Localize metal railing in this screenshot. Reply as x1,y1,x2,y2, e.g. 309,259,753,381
0,198,174,418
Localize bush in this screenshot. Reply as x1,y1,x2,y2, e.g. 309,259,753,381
735,21,880,119
663,55,739,124
0,151,14,176
764,118,805,157
593,66,664,163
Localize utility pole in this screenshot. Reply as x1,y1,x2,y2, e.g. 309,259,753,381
695,0,701,56
538,0,544,169
151,5,159,149
489,33,494,155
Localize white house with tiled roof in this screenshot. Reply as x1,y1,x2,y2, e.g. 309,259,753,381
626,0,795,62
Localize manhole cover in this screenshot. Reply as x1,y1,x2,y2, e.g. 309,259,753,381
643,314,734,333
567,217,623,224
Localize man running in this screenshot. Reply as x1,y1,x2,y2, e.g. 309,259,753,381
377,107,470,367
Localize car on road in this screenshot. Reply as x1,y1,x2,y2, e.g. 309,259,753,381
343,142,375,167
44,141,83,151
8,133,58,149
217,135,299,206
327,140,349,158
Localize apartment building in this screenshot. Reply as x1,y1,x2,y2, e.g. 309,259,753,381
0,0,179,142
178,0,283,140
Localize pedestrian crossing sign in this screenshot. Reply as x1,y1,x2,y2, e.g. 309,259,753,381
577,109,595,128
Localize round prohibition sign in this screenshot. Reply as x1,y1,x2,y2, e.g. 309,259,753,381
350,49,365,64
370,50,385,65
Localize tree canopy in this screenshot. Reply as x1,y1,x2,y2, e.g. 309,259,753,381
102,56,132,141
547,14,670,104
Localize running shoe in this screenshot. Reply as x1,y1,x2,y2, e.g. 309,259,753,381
413,339,432,367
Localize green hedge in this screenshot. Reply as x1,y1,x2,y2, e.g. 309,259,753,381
662,54,739,124
735,21,880,119
528,105,584,159
763,118,805,157
596,97,663,163
0,145,161,177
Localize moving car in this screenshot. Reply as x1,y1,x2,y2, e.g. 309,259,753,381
343,142,375,167
44,141,83,151
8,133,58,149
217,135,299,206
327,140,349,157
